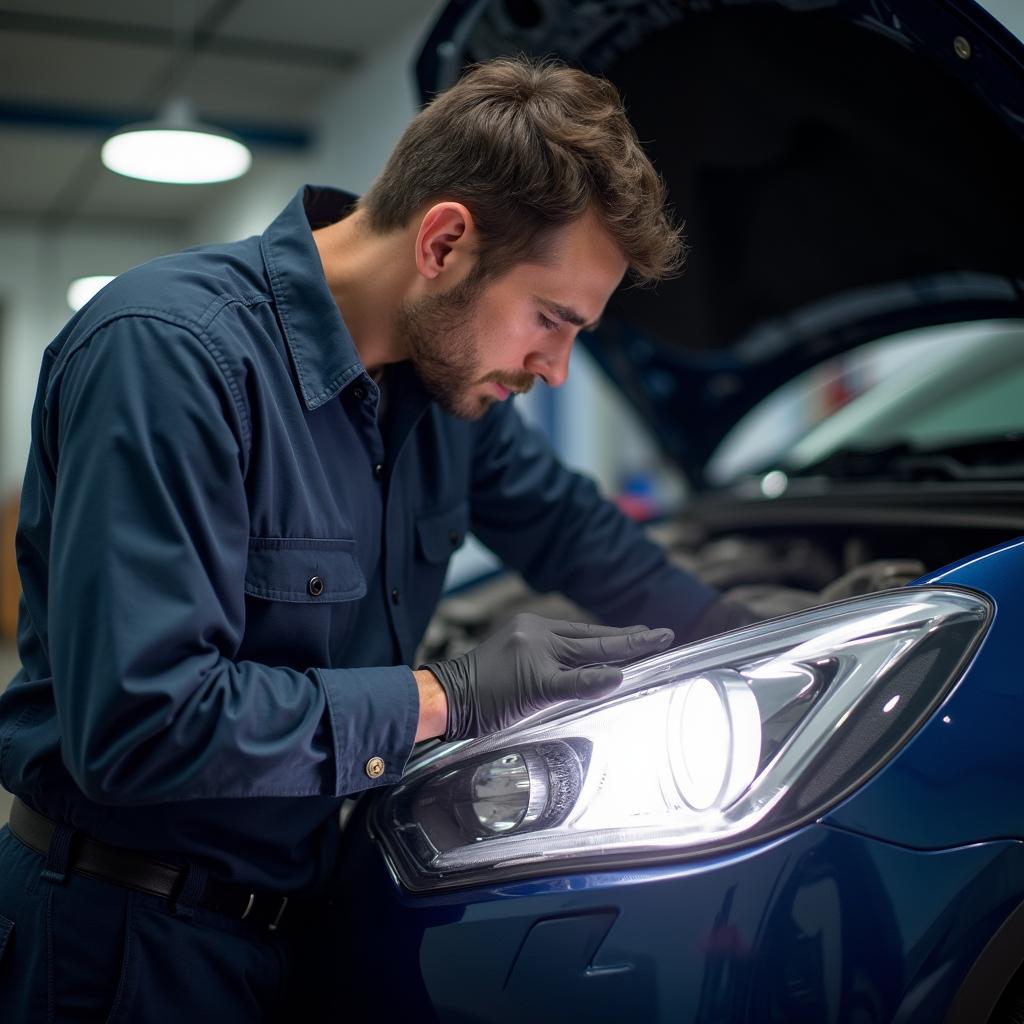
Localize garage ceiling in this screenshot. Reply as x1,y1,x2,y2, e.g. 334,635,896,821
3,0,1020,235
0,0,437,231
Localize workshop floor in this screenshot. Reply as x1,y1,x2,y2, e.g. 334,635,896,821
0,643,19,826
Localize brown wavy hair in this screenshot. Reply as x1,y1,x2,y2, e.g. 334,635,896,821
359,55,685,285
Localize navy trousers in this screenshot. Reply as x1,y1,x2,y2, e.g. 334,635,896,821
0,826,333,1022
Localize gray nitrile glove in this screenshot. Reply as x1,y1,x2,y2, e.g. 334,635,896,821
423,613,675,740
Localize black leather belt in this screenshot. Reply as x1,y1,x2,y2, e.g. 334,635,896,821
9,798,307,932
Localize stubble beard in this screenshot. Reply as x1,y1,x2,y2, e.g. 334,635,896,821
397,273,534,421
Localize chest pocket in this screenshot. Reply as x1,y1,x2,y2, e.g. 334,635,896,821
244,537,367,603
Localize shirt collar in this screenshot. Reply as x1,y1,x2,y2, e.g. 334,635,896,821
260,184,365,410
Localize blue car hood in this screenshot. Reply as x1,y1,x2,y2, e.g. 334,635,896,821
416,0,1024,482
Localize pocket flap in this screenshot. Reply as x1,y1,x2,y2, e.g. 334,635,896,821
416,503,470,564
245,538,367,603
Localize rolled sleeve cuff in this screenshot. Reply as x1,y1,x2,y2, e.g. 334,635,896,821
316,665,419,795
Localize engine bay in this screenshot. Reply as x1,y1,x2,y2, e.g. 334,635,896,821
417,501,1024,663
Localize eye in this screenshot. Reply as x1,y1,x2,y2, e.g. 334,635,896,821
537,312,560,331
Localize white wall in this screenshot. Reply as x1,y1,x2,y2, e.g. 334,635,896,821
188,4,444,247
0,225,183,493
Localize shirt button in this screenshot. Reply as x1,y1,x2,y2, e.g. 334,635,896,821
365,756,385,779
449,530,460,546
352,387,365,401
308,576,325,597
391,588,400,605
373,463,384,480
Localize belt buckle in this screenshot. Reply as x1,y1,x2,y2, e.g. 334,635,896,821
239,892,289,931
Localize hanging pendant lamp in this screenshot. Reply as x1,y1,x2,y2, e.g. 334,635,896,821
101,97,252,185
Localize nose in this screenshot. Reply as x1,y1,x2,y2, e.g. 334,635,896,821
525,336,573,388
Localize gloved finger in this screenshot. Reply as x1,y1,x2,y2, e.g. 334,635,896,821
546,665,624,702
553,627,674,666
551,620,652,640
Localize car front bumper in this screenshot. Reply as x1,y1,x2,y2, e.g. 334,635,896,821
330,811,1024,1023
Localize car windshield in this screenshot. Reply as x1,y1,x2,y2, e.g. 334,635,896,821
706,319,1024,487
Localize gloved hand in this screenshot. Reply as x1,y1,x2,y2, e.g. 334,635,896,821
422,613,675,740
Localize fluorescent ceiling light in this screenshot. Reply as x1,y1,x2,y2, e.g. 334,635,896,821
67,275,116,312
101,98,251,185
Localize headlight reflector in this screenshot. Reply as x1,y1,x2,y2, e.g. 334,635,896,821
470,753,534,833
670,671,762,811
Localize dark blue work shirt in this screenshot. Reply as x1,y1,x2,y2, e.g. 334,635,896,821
0,186,718,891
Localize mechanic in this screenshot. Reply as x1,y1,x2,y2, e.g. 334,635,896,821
0,57,751,1020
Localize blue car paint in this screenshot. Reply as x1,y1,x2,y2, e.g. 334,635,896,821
335,538,1024,1021
825,538,1024,849
334,821,1024,1021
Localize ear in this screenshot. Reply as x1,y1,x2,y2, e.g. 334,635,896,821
414,202,475,281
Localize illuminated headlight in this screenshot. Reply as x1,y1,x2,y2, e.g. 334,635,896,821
376,588,990,891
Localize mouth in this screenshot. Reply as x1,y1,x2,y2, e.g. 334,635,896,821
492,383,514,400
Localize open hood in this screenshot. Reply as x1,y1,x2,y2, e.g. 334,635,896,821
416,0,1024,482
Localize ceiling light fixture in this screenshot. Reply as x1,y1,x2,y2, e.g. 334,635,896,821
67,276,116,312
101,97,252,185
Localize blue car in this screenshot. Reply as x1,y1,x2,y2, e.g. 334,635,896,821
330,1,1024,1020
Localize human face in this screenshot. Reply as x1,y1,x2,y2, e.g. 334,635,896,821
399,210,629,420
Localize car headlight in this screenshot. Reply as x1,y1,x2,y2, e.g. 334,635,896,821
374,587,990,891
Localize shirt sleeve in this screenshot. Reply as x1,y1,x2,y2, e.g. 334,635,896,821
44,315,418,805
468,401,721,638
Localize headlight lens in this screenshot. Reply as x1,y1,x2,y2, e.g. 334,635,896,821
376,587,990,891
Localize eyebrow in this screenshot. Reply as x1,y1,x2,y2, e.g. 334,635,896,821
535,296,601,332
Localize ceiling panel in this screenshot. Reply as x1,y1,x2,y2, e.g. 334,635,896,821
0,0,228,32
216,0,436,52
0,132,94,214
0,0,436,230
0,28,341,124
0,32,170,113
182,50,339,125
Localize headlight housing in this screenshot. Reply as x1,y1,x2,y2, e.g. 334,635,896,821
375,587,991,892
